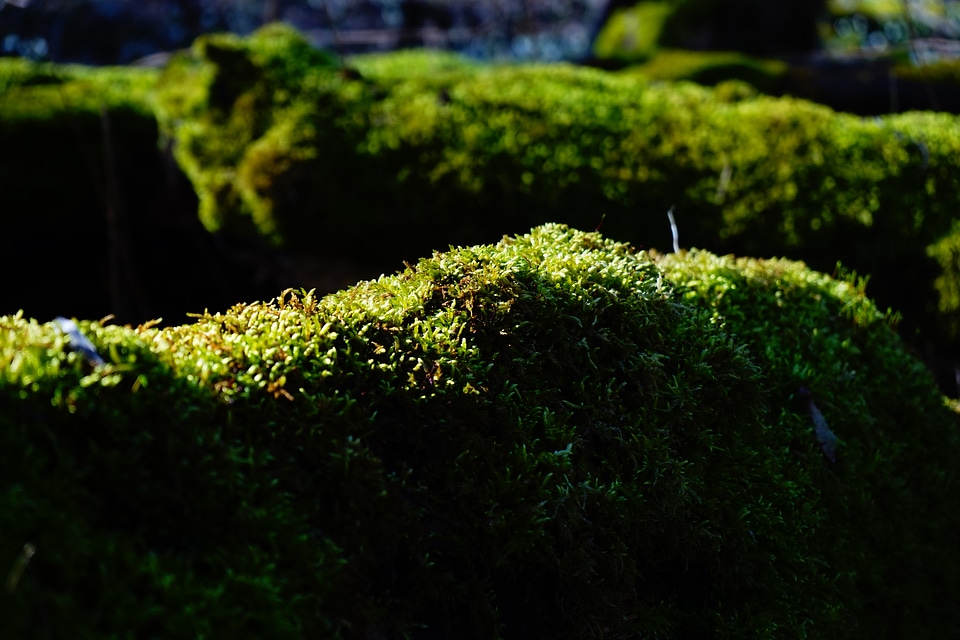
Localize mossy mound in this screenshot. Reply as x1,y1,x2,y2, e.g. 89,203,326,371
150,24,960,355
6,24,960,356
3,224,959,638
0,54,310,325
153,22,341,242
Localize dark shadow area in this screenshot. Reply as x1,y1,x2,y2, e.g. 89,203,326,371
1,106,370,327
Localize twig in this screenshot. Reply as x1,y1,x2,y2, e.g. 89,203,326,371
5,542,36,595
667,206,680,253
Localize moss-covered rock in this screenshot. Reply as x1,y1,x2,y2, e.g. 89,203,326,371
150,24,960,357
3,224,958,638
657,248,960,638
593,4,960,113
5,23,960,371
0,54,313,325
153,22,340,242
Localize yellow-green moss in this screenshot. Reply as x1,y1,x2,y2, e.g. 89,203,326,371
592,1,674,61
5,22,960,364
345,48,477,79
3,224,959,638
827,0,913,21
154,23,339,240
927,219,960,339
0,59,157,118
150,26,960,354
623,48,789,93
892,57,960,85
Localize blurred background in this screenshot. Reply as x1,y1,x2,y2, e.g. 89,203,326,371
2,0,959,68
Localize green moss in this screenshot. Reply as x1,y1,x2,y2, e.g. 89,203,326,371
592,1,675,61
0,59,157,118
0,57,62,94
826,0,909,21
3,224,959,638
657,248,960,638
154,23,340,240
346,48,477,80
892,58,960,85
927,219,960,339
7,24,958,356
151,28,960,353
624,48,789,94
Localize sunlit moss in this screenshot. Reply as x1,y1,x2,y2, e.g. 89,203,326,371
148,25,960,354
927,220,960,339
0,58,157,118
592,0,674,61
623,48,789,93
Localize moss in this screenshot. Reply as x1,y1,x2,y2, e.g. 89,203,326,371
826,0,909,21
0,59,158,118
594,0,823,62
892,58,960,85
6,23,960,356
657,248,960,638
0,59,164,320
0,57,64,94
624,48,789,94
3,224,959,638
151,27,960,354
592,1,675,62
927,219,960,339
154,23,339,240
346,48,477,80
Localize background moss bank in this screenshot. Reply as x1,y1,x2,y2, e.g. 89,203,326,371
4,23,960,388
152,25,960,368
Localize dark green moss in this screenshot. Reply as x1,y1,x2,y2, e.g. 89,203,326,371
657,248,960,638
3,224,959,638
